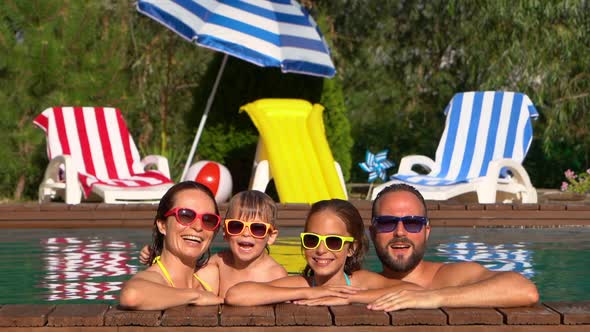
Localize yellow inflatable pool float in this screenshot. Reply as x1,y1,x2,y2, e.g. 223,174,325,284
240,99,347,203
269,237,306,274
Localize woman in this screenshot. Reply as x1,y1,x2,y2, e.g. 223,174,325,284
119,181,223,310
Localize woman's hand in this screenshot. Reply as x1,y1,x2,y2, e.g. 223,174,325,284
190,290,224,306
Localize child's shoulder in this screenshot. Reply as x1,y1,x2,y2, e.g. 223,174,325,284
265,256,288,278
260,253,287,268
210,250,233,263
202,251,231,270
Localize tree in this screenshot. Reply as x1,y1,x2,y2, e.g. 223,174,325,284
0,1,131,198
317,0,590,187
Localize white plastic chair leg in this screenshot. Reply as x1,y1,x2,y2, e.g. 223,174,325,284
521,187,538,203
249,160,271,192
476,184,497,204
63,159,82,204
334,161,348,199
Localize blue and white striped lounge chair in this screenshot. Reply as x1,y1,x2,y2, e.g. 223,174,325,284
371,91,539,204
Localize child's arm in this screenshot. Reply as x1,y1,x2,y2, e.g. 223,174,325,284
224,276,359,306
293,270,422,306
119,271,223,310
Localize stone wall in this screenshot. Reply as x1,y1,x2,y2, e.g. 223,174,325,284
1,303,589,331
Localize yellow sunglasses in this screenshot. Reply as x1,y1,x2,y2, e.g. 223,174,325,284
300,232,354,252
224,219,274,238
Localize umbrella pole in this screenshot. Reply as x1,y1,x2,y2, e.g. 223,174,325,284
180,54,229,181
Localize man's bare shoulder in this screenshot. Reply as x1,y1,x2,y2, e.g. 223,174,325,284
436,261,488,274
418,260,445,276
431,261,493,287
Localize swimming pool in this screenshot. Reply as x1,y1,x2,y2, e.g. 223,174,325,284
1,227,589,303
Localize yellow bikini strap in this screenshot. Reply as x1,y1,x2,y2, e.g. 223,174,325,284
193,273,213,292
153,256,211,291
153,256,175,287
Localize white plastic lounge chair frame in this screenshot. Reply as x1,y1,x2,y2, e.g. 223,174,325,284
371,91,539,204
35,107,173,204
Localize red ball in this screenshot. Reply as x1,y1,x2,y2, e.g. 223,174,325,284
184,161,232,203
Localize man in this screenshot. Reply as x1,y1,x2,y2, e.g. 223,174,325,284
367,183,539,311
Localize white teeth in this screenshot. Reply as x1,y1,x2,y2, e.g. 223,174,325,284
182,235,202,242
314,258,332,264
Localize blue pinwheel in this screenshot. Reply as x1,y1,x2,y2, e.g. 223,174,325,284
359,150,395,182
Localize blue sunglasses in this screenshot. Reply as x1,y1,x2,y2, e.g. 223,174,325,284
372,215,428,233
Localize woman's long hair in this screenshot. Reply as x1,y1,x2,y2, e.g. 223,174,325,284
147,181,220,269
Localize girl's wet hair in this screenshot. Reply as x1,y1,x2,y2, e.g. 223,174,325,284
148,181,220,268
303,199,368,277
225,190,277,226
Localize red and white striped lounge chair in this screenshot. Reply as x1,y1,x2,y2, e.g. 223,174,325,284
34,106,174,204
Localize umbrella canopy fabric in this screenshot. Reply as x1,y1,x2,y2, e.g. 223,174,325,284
137,0,336,78
137,0,336,181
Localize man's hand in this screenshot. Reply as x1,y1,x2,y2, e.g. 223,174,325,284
367,289,443,312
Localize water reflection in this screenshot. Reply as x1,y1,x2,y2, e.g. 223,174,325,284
434,235,535,278
40,237,137,301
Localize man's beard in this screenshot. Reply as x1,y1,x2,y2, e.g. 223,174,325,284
375,237,425,273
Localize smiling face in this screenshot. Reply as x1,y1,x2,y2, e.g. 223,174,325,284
222,191,278,265
157,188,218,262
223,213,277,264
303,210,354,282
371,190,430,273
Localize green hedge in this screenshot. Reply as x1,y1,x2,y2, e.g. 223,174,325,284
0,1,350,200
319,0,589,187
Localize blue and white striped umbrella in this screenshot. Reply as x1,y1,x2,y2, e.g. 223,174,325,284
137,0,335,77
137,0,336,179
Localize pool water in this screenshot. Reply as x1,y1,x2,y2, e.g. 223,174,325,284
1,227,589,303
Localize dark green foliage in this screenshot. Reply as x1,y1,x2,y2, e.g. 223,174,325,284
1,0,588,200
0,0,350,199
0,1,132,198
191,55,326,189
321,77,353,181
318,0,590,187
